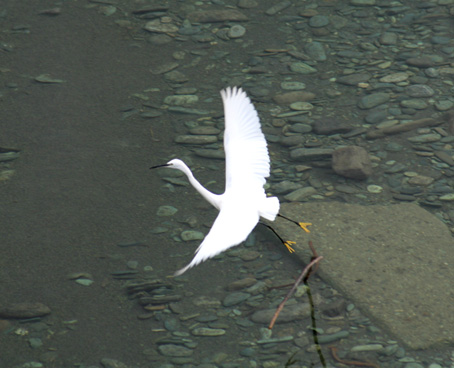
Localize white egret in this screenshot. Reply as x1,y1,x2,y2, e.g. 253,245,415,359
152,87,311,275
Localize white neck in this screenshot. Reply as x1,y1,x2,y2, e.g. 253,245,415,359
179,165,221,210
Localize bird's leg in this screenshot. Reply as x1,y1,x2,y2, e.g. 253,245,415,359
260,223,296,253
278,213,312,233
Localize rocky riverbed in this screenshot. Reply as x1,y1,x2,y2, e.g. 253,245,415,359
1,0,454,367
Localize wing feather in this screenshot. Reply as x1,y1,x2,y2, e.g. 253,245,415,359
220,87,270,191
175,203,259,276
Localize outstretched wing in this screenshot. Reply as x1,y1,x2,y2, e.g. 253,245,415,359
175,202,259,276
221,87,270,192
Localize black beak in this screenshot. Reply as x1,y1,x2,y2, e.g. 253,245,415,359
150,163,170,169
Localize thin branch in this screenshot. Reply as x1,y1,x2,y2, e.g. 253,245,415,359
268,255,323,329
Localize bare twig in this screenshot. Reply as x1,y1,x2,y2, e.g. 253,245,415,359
268,254,323,329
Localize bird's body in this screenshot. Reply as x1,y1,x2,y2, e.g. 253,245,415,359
155,87,280,275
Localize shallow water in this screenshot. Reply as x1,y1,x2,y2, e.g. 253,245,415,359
1,0,454,367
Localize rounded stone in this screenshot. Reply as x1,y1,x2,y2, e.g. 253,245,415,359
158,344,193,357
228,25,246,38
280,81,306,90
181,230,205,241
309,15,329,28
157,205,178,217
367,185,383,193
289,101,314,111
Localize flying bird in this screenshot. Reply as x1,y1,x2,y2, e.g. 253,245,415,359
152,87,311,275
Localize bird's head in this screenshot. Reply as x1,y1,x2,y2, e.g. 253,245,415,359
150,159,187,171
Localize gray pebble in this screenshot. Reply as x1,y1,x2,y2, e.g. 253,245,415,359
284,186,317,201
164,94,199,105
100,358,129,368
337,73,371,86
350,0,376,5
265,1,292,16
251,303,310,323
280,81,306,90
223,292,250,307
400,99,428,110
403,363,424,368
289,123,312,133
405,84,435,98
273,180,302,194
435,100,454,111
191,327,226,336
228,25,246,38
407,133,441,143
181,230,205,241
380,32,397,45
309,15,329,28
156,205,178,217
358,93,390,109
290,62,317,74
0,302,51,318
158,344,193,357
317,330,349,344
290,148,333,161
174,135,218,144
29,337,43,349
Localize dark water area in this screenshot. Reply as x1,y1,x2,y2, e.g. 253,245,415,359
1,1,454,367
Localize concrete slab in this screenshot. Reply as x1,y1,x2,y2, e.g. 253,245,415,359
275,202,454,350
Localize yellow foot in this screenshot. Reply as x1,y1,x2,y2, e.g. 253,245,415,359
284,241,296,253
299,222,312,233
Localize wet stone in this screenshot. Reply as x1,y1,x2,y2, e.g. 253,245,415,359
250,303,310,324
0,302,51,318
305,41,326,61
379,72,409,83
289,102,313,111
435,100,454,111
273,180,302,194
332,146,372,180
406,56,438,68
157,205,178,217
313,118,352,135
407,175,434,186
273,91,315,104
290,62,317,74
365,110,387,124
101,358,129,368
189,126,220,135
407,133,441,143
164,95,198,105
180,230,204,241
228,25,246,38
238,0,258,8
144,20,178,34
280,81,305,90
284,186,317,201
187,9,248,23
164,70,188,83
158,344,193,357
174,135,218,144
191,327,226,336
379,32,398,45
358,93,390,109
223,292,250,307
308,15,329,28
265,1,292,15
226,277,257,291
29,337,43,349
336,73,371,86
350,0,376,5
401,98,428,109
405,84,435,98
290,148,333,161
